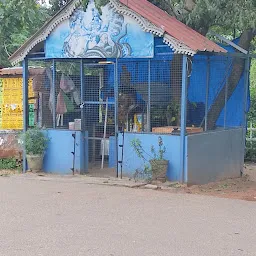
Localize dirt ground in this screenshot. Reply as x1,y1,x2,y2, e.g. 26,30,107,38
173,162,256,202
1,162,256,202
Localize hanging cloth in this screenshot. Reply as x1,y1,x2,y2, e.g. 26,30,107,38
60,73,80,106
56,90,67,115
60,73,75,92
63,92,75,112
46,68,54,114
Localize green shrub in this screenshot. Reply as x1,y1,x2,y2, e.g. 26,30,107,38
0,158,19,170
19,127,49,155
245,141,256,161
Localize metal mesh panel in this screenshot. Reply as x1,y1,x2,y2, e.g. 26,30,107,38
224,56,246,129
28,59,53,129
117,59,148,132
27,60,82,129
55,60,81,129
116,57,183,134
186,55,208,133
150,57,181,134
187,54,247,133
82,62,116,169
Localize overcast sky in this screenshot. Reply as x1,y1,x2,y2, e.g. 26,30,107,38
38,0,51,7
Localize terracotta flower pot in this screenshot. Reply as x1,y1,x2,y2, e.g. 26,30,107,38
26,154,44,172
150,159,168,182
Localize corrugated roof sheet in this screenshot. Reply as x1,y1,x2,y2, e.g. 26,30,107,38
119,0,226,53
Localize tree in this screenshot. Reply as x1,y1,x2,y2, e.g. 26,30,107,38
0,0,49,67
49,0,70,13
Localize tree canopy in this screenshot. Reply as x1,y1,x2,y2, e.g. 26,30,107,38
0,0,49,67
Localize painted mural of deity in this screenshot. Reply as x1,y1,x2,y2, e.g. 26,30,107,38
62,1,131,58
46,0,154,58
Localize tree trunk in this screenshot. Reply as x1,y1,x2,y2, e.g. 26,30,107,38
205,29,254,130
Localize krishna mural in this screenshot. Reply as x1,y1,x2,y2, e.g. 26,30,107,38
46,0,154,58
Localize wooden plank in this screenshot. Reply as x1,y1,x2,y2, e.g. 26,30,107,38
152,126,203,134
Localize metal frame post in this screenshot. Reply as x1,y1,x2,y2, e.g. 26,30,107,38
80,59,87,174
114,59,119,178
22,58,29,173
80,59,85,132
52,59,56,128
147,59,151,132
204,56,210,131
180,55,188,183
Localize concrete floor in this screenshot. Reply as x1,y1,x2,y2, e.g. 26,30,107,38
0,176,256,256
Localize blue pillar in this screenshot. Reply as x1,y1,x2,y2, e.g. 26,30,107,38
22,58,29,173
80,59,88,174
180,55,188,183
52,59,56,129
80,59,85,131
147,59,151,132
115,59,119,178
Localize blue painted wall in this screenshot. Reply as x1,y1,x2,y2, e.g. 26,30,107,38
118,132,182,181
43,129,88,174
109,136,116,168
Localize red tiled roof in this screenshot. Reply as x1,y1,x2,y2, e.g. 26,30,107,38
120,0,226,53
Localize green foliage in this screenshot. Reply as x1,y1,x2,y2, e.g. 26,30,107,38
50,0,108,13
249,59,256,123
150,137,166,160
131,136,167,181
131,138,147,161
0,158,20,170
150,0,256,37
0,0,49,66
131,136,166,161
166,102,180,125
245,139,256,161
19,127,49,155
182,0,256,34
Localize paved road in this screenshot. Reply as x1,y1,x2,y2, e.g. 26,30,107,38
0,176,255,256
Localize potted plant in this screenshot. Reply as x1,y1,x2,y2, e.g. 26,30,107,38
131,136,168,182
19,127,49,172
150,136,168,182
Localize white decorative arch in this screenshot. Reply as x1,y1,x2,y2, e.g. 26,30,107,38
10,0,82,65
109,0,164,37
